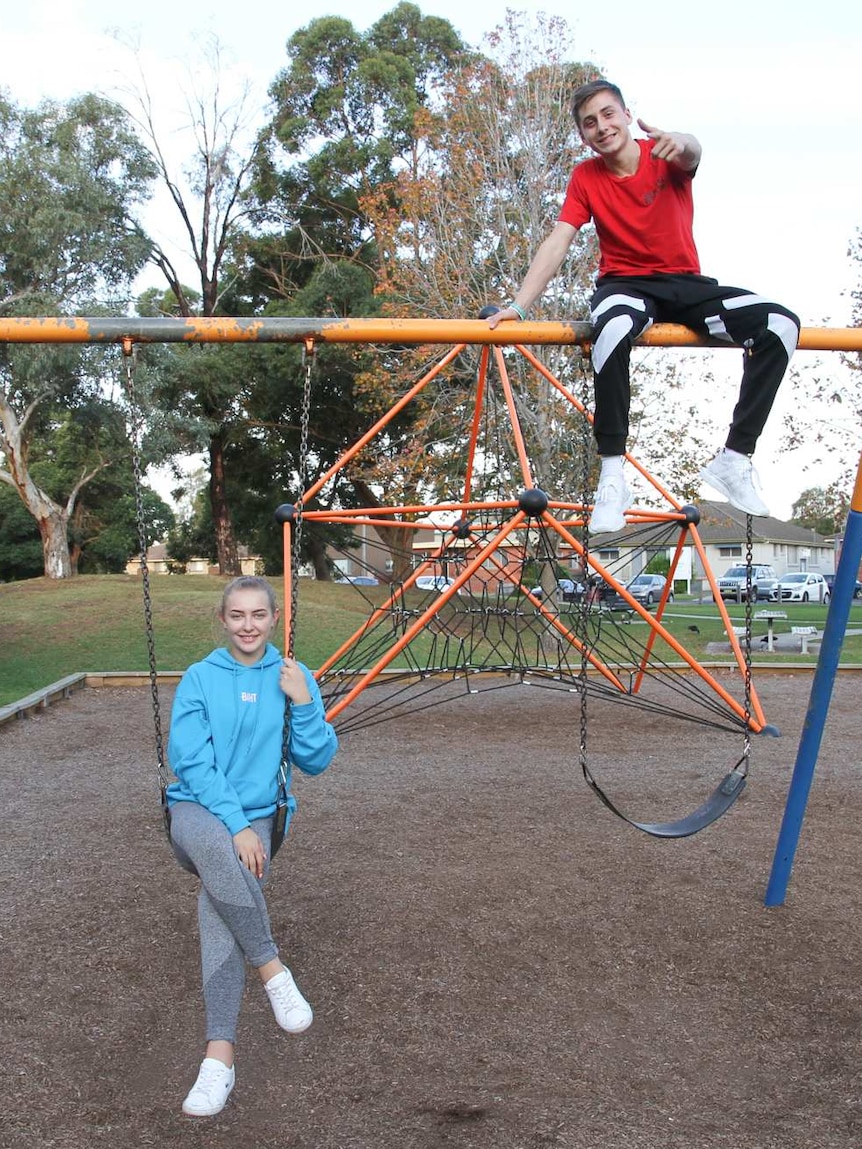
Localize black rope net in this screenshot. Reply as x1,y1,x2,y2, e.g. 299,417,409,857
311,513,750,738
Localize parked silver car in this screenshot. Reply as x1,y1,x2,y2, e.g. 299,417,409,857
716,564,778,602
529,578,583,601
625,573,674,607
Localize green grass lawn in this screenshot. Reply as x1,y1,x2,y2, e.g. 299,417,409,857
0,575,365,706
1,575,860,708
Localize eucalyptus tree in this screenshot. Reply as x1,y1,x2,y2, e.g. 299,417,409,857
120,39,264,575
251,2,470,299
0,92,156,578
360,12,598,510
229,4,470,578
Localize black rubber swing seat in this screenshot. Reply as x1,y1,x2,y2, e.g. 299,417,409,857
582,759,749,839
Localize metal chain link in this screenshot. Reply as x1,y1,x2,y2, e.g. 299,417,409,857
123,345,168,804
578,354,592,773
741,513,754,765
288,340,314,655
279,341,315,786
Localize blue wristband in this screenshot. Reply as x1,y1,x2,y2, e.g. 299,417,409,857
508,302,527,321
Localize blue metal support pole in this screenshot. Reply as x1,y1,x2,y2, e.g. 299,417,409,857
765,456,862,906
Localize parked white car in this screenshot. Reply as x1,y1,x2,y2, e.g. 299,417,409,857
769,572,830,604
415,574,461,595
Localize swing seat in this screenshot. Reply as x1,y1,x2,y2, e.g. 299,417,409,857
584,761,748,839
625,767,747,839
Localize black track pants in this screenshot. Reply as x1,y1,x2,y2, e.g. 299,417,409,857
588,273,800,457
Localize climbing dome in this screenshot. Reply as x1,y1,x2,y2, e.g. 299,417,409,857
286,339,767,742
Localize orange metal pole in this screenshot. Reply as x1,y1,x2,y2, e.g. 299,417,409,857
0,316,859,351
460,346,491,506
492,346,537,489
631,528,691,694
324,513,531,722
315,526,476,679
852,447,862,515
282,520,292,656
315,510,533,682
515,343,687,509
477,542,628,690
544,511,766,731
685,525,769,730
301,343,466,506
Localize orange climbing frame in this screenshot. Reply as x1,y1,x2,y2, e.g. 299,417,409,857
290,339,766,729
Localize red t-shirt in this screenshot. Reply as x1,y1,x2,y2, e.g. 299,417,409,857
558,138,700,277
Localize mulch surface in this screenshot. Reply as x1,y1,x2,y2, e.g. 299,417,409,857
2,672,862,1148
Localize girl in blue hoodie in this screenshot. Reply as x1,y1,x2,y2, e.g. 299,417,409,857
167,576,337,1118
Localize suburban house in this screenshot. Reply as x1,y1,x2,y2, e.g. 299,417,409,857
125,542,261,577
128,504,839,589
585,500,837,595
328,500,839,594
683,501,836,586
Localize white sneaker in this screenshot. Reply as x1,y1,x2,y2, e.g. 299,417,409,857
589,475,632,534
182,1057,235,1117
700,450,770,517
264,967,313,1033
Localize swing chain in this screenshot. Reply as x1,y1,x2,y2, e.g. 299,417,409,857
741,514,754,762
577,354,592,775
123,344,168,793
275,340,316,853
288,340,314,654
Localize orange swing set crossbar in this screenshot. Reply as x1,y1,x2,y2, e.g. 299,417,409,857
0,315,860,351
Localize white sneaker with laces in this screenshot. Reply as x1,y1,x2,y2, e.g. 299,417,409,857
182,1057,235,1117
264,967,313,1033
589,474,632,534
699,450,770,517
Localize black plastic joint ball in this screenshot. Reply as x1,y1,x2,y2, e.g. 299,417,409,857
518,488,549,517
680,504,701,525
274,503,297,524
477,305,501,319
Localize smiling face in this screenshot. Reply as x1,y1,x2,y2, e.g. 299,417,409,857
576,89,634,164
220,586,279,666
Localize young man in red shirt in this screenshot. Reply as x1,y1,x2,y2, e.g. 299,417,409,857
488,79,800,533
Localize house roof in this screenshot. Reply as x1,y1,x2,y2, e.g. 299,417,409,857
693,501,831,546
590,500,832,548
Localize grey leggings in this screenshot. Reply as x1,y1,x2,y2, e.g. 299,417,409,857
170,801,279,1044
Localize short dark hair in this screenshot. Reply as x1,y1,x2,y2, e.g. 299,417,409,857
571,79,626,128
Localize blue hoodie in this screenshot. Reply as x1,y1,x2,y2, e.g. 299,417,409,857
166,643,337,836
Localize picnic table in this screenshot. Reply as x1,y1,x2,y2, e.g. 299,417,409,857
755,609,788,652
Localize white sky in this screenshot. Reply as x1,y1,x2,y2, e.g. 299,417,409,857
1,0,859,518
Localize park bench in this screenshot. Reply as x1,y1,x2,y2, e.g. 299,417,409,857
791,625,818,654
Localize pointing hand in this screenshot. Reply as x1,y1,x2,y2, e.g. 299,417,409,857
637,118,688,163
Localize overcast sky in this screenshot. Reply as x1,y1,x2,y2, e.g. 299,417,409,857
1,0,859,516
